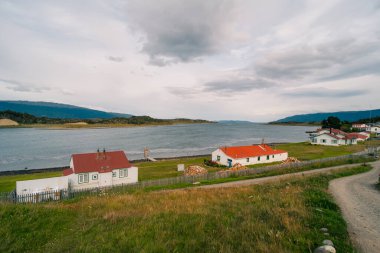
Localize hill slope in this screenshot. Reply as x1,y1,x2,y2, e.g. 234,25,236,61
0,101,132,119
274,109,380,123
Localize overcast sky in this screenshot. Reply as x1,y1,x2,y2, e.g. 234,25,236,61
0,0,379,122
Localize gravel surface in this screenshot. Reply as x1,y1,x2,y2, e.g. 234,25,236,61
330,160,380,253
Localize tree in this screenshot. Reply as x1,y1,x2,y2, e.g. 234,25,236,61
321,116,341,129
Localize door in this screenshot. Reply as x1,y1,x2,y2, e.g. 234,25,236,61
227,159,232,168
99,173,113,187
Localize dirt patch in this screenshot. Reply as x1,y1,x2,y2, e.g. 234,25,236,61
64,122,88,125
0,118,19,126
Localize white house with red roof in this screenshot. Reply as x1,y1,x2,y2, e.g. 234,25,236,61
309,128,358,146
212,144,288,167
16,150,138,196
63,150,138,190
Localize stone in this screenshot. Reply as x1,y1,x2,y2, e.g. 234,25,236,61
320,227,329,232
313,245,336,253
323,233,330,236
322,240,334,247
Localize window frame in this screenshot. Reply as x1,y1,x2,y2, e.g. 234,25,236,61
119,168,128,178
92,174,98,181
78,173,89,184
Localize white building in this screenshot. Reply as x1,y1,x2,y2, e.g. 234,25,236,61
309,129,358,146
352,123,369,131
367,125,380,134
212,144,288,167
16,150,138,197
63,150,138,190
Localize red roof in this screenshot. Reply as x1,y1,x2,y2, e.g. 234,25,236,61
63,168,73,176
220,144,287,159
346,133,368,140
71,150,132,174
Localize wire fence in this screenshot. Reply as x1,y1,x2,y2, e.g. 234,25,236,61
0,152,375,204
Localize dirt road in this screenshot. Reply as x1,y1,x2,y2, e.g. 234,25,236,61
329,160,380,253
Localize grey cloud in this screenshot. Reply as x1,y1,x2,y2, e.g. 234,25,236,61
282,88,368,98
203,78,276,93
0,78,50,93
125,0,236,65
254,38,380,83
108,56,124,62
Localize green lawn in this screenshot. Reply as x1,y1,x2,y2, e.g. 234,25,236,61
276,141,377,160
0,165,369,253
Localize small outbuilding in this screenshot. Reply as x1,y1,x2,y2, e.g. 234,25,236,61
212,144,288,167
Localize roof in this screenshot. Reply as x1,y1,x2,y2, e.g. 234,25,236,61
219,144,287,159
346,133,368,140
71,150,132,174
63,168,73,176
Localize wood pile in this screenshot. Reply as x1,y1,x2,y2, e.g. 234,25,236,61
218,163,247,174
184,165,208,176
229,163,247,171
281,157,300,164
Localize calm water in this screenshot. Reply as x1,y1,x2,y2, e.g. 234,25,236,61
0,122,316,171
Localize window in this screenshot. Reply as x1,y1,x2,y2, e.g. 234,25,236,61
312,138,317,143
321,139,326,143
246,158,249,162
258,156,261,161
266,155,270,160
272,155,274,158
112,172,116,177
331,140,338,144
78,173,89,184
217,155,221,161
119,168,128,178
92,174,98,180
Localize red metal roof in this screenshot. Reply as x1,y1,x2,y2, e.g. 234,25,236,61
71,150,132,174
220,144,287,159
63,168,73,176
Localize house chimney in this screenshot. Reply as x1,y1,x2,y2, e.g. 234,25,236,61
96,148,100,159
330,128,332,134
102,148,106,159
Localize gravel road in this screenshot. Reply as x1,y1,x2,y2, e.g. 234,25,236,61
329,160,380,253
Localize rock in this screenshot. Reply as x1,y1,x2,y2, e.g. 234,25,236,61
320,228,329,232
322,240,334,247
323,233,330,236
313,245,336,253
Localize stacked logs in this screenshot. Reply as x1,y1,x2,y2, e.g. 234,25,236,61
184,165,208,176
281,157,300,164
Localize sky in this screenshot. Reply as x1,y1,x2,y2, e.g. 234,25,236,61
0,0,379,122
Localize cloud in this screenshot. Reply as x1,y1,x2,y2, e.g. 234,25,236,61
125,0,237,65
0,78,51,93
282,87,368,98
203,78,276,93
107,56,124,62
253,38,380,84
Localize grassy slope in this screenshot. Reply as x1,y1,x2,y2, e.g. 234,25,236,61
0,165,370,253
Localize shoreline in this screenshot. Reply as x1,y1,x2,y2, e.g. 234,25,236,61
0,142,292,176
0,121,216,130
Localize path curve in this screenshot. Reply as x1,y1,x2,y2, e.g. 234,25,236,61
329,160,380,253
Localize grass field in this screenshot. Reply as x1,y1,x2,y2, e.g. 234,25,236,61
276,140,380,160
0,165,370,253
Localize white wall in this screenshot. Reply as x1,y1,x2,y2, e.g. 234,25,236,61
311,134,357,146
68,167,139,190
16,176,68,195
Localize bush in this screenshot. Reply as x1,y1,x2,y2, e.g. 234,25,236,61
203,159,226,168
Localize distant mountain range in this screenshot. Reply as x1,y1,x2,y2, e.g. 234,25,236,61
0,101,132,119
274,109,380,123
